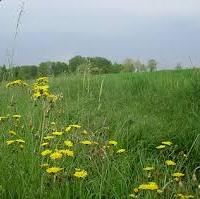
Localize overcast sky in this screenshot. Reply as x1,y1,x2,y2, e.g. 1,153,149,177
0,0,200,68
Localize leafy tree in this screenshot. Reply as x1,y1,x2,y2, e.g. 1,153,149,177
77,63,90,74
121,58,136,72
147,59,157,72
175,63,183,70
88,57,112,74
69,56,87,72
38,62,52,76
111,63,122,73
51,62,69,76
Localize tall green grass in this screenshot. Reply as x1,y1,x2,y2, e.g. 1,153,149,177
0,69,200,198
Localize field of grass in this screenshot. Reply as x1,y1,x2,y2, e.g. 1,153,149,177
0,69,200,198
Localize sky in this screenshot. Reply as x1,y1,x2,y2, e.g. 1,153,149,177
0,0,200,68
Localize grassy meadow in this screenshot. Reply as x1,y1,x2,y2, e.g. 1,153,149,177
0,69,200,198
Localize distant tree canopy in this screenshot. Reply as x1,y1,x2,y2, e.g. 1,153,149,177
147,59,157,72
0,56,159,82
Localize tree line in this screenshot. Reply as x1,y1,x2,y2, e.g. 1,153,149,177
0,56,158,81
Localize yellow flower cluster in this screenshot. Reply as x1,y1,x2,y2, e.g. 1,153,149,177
156,140,173,149
73,169,88,178
176,193,194,199
39,124,126,178
6,79,28,88
130,140,194,197
32,77,58,103
6,139,25,149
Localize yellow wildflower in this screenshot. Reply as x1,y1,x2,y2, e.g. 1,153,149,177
138,182,159,191
50,152,63,160
176,193,194,199
156,145,166,149
69,124,81,128
65,126,72,132
143,167,155,171
162,141,172,146
9,130,17,136
41,142,49,147
41,149,52,156
73,169,88,178
52,131,63,136
82,130,89,135
46,167,63,174
60,149,74,157
6,140,15,145
43,136,54,140
32,92,41,100
0,116,8,121
64,140,73,147
6,80,28,88
80,140,92,145
12,115,21,119
172,172,185,178
165,160,176,166
36,77,48,84
108,140,118,146
15,139,25,144
116,149,126,154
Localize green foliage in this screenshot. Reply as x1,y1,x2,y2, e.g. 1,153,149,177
147,59,157,72
88,57,112,74
0,70,200,198
69,56,87,72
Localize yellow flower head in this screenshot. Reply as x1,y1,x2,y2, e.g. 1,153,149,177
41,142,49,147
41,149,52,156
6,140,15,145
116,149,126,154
50,152,63,160
165,160,176,166
176,193,194,199
64,140,73,147
43,136,54,140
6,80,28,88
52,131,63,136
9,130,17,136
73,169,88,178
65,126,72,132
36,77,48,84
46,167,63,174
69,124,81,128
82,130,89,135
12,115,21,119
162,141,172,146
15,139,25,144
0,116,8,122
156,145,166,149
138,182,159,191
59,149,74,157
172,172,185,178
143,167,155,171
108,140,118,146
80,140,92,145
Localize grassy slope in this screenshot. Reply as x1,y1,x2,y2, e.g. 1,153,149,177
0,69,200,198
